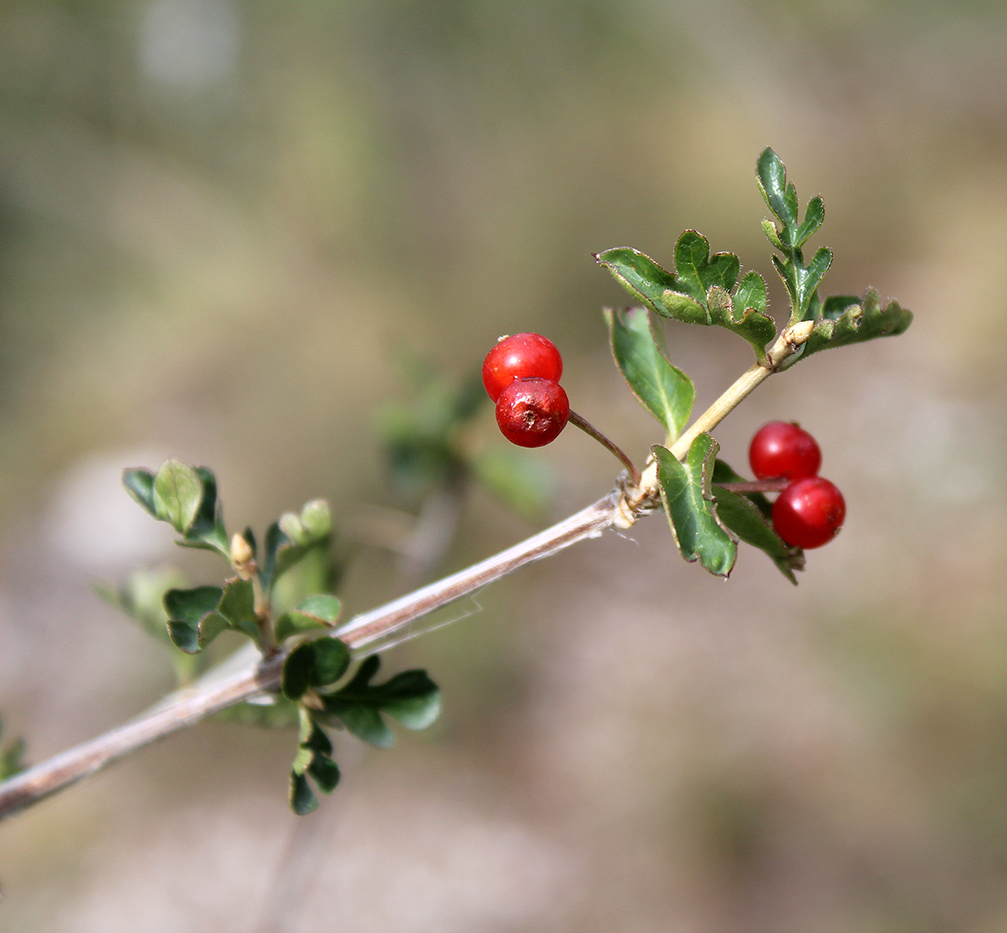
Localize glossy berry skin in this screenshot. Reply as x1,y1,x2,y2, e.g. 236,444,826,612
772,476,846,549
749,421,822,481
495,378,569,447
482,333,563,402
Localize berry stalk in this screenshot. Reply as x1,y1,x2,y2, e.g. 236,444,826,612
568,410,642,486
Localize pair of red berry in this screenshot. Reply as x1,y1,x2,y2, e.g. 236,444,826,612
748,421,846,549
482,333,570,447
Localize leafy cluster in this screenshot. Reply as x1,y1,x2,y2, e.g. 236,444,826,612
597,148,912,370
117,458,441,814
597,149,912,580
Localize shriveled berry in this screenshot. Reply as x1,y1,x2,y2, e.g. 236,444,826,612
495,378,569,447
772,476,846,549
482,333,563,402
749,420,822,481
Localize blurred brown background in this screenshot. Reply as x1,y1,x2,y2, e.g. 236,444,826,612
3,1,1007,930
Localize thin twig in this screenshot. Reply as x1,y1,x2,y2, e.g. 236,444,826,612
0,494,618,820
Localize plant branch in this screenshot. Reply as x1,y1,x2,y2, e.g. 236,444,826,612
0,494,618,820
0,324,814,822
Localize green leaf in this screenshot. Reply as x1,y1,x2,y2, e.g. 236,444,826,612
282,644,316,700
605,307,695,442
297,594,341,624
275,594,341,643
217,577,259,640
320,655,441,748
652,438,737,577
152,460,202,535
312,638,351,686
261,500,332,594
176,466,229,557
163,585,227,653
710,460,804,584
287,708,341,813
122,468,157,517
335,703,394,748
289,771,319,815
299,712,333,755
783,288,914,368
307,753,341,793
280,637,351,700
757,147,800,239
595,236,776,359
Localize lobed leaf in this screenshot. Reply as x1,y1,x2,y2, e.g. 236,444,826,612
782,288,914,368
163,585,226,654
595,235,776,359
605,306,695,442
319,655,441,748
124,460,229,558
652,437,737,577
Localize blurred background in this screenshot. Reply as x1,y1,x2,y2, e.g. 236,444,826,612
2,0,1007,930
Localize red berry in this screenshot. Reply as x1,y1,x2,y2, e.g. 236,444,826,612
772,477,846,549
495,378,569,447
749,421,822,481
482,333,563,402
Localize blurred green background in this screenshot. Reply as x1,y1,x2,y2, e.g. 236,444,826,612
3,1,1007,930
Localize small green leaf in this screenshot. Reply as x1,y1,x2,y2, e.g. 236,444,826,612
595,237,776,359
177,466,229,557
299,711,333,755
261,500,332,594
710,460,804,584
307,753,341,794
275,611,329,643
795,196,824,248
166,620,199,653
163,585,223,623
319,655,441,748
290,771,319,815
370,670,443,731
217,577,259,640
122,468,157,517
674,230,740,298
606,307,695,442
163,585,228,653
298,500,332,541
653,438,737,577
757,147,799,237
783,288,914,368
152,460,203,534
282,643,316,700
280,638,351,700
297,594,341,624
312,638,351,687
274,594,342,644
334,703,394,748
